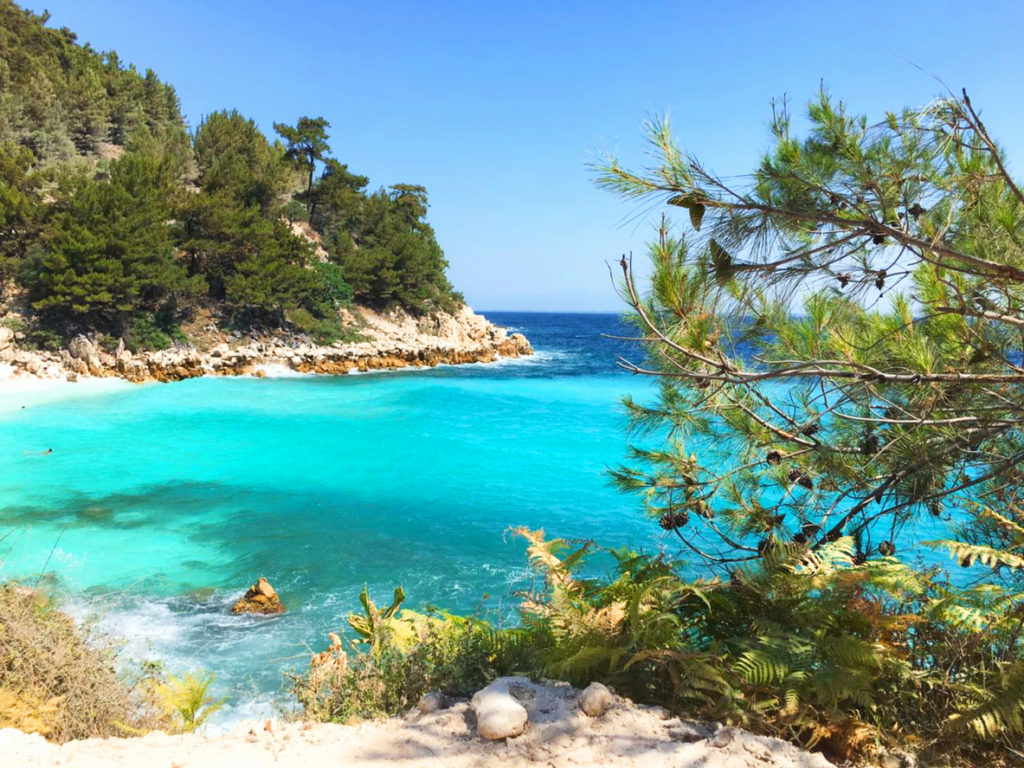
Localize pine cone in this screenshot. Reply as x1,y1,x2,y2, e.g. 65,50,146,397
659,511,689,530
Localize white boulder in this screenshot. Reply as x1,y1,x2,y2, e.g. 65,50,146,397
471,677,530,740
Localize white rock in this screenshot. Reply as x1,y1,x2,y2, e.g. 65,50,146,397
579,682,614,717
471,678,529,740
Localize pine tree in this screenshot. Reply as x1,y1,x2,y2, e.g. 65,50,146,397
193,110,288,213
30,152,194,333
597,88,1024,568
0,141,38,294
273,116,331,215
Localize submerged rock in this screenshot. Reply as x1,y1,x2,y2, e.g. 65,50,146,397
231,577,285,615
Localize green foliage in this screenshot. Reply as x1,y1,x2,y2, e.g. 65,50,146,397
193,110,287,212
221,220,324,324
309,159,368,235
313,261,354,309
308,528,1024,760
329,186,458,313
29,152,197,334
20,327,62,351
586,89,1024,762
123,313,175,352
0,1,463,343
148,671,224,733
293,586,533,722
595,93,1024,567
0,141,40,290
0,2,186,164
274,116,331,215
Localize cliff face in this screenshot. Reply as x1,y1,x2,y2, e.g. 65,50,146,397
0,305,532,383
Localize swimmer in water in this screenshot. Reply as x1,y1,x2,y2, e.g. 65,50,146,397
23,448,53,456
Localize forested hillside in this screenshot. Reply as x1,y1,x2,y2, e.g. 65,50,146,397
0,1,460,351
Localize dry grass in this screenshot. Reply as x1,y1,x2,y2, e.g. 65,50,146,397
0,582,166,742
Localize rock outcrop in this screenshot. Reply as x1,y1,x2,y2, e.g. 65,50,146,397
231,578,285,615
0,305,533,384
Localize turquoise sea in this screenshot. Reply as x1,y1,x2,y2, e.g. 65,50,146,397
0,311,961,723
0,312,668,722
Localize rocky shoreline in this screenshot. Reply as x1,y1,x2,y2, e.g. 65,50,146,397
0,305,532,384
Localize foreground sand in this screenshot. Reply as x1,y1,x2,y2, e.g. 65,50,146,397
0,685,835,768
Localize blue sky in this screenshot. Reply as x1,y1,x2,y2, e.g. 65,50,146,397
23,1,1024,311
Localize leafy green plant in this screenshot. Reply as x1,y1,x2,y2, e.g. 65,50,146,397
297,521,1024,762
581,88,1024,763
124,314,173,351
149,671,224,733
20,327,62,351
286,307,344,345
293,584,533,722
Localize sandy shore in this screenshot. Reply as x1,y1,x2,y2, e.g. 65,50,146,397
0,376,138,414
0,685,836,768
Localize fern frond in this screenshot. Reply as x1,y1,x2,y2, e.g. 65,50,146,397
924,539,1024,570
946,665,1024,740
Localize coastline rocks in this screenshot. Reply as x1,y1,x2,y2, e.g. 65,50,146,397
0,325,15,361
470,677,530,740
231,577,285,615
579,682,614,717
0,304,534,384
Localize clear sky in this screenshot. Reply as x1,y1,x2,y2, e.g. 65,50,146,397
21,1,1024,311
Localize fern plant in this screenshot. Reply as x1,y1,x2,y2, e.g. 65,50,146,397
149,672,224,733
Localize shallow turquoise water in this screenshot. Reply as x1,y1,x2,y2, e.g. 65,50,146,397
0,313,666,720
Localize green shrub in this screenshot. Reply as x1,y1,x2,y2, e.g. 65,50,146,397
292,585,533,721
148,671,224,733
314,262,354,309
124,315,174,352
298,527,1024,764
282,199,308,224
21,327,63,352
97,333,119,352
